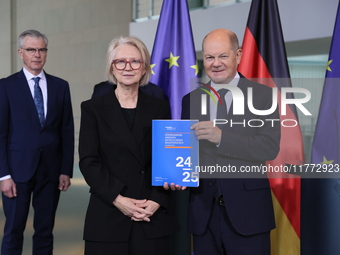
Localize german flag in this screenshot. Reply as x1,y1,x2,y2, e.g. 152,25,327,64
238,0,304,254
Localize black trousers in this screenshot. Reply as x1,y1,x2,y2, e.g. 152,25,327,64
193,203,270,255
85,221,171,255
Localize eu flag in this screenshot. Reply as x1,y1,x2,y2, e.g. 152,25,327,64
311,0,340,164
150,1,197,254
150,0,198,119
305,2,340,254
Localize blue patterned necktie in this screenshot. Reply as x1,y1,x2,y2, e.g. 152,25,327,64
33,77,45,127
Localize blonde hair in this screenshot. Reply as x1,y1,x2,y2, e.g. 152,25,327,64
106,36,151,86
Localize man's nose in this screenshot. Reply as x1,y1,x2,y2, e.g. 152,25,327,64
212,58,222,66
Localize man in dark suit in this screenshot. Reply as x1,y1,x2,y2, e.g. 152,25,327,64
92,80,165,100
167,29,280,254
0,29,74,254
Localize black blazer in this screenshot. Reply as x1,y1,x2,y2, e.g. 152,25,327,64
79,86,178,242
181,73,280,236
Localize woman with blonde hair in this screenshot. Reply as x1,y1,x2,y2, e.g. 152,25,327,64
79,36,178,255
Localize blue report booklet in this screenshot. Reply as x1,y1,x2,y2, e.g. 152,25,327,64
152,120,199,187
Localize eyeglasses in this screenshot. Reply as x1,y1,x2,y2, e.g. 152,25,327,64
112,58,143,70
22,48,48,55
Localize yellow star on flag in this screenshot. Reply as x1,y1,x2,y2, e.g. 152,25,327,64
321,156,334,164
165,52,180,69
191,60,199,76
326,60,333,72
150,64,156,75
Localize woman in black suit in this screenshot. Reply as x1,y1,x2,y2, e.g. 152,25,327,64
79,36,178,255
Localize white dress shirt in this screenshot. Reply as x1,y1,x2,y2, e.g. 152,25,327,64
24,67,48,118
209,72,240,120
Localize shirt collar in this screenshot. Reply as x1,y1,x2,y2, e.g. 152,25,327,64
211,72,240,90
23,67,46,82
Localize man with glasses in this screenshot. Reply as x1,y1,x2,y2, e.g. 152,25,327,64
0,29,74,254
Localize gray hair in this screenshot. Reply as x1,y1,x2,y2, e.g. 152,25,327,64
18,29,48,49
106,36,151,86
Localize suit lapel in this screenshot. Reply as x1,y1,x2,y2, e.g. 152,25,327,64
98,88,144,166
192,87,210,121
132,91,153,144
132,91,157,162
229,78,248,122
44,72,56,127
16,70,42,126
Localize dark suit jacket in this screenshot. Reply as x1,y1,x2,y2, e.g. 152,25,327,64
181,73,280,236
92,81,165,100
79,86,178,242
0,69,74,182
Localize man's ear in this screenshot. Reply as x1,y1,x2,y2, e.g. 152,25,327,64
236,49,243,64
18,48,24,60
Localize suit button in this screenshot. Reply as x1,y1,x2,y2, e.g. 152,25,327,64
209,182,214,186
217,157,221,162
139,169,144,174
